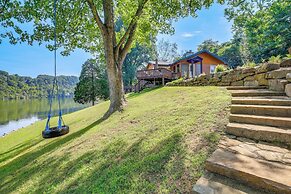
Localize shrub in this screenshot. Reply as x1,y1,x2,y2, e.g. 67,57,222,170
166,78,184,86
283,54,291,60
214,64,227,73
242,62,257,68
268,55,282,63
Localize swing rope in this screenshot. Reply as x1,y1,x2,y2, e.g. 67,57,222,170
45,0,64,131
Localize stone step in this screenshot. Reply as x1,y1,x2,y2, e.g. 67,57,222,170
226,123,291,144
229,114,291,128
231,89,286,97
193,172,266,194
226,86,268,90
205,149,291,193
231,104,291,117
232,97,291,106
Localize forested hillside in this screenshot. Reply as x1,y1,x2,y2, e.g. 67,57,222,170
0,70,78,99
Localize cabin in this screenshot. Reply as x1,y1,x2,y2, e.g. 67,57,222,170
135,50,227,91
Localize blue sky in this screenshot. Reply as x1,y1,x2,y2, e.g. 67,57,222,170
0,3,232,77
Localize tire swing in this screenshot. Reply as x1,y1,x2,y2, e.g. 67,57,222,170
42,0,69,138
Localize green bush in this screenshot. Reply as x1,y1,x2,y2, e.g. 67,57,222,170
214,64,227,73
166,78,184,86
268,55,282,63
242,62,257,68
283,54,291,60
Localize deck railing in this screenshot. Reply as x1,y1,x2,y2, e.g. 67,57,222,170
136,68,174,79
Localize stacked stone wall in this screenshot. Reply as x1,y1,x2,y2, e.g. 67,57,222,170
167,59,291,96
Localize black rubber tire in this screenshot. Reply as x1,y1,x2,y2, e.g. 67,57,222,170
42,125,69,138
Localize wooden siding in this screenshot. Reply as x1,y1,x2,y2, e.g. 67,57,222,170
171,52,227,75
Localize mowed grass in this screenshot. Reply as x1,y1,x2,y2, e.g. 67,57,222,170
0,86,230,193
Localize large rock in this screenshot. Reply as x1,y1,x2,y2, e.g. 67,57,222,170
205,149,291,194
287,73,291,82
244,75,255,81
217,82,230,86
242,67,256,74
209,77,220,84
268,79,288,91
231,80,244,86
285,84,291,97
256,63,280,74
266,67,291,79
254,73,268,86
244,80,259,87
280,59,291,67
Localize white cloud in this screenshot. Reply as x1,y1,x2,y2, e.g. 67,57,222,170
181,31,202,38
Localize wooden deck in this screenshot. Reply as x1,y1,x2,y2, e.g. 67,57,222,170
136,68,180,80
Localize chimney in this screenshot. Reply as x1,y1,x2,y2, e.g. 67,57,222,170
155,58,158,69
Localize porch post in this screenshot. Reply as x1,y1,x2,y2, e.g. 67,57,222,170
191,63,194,78
200,60,203,74
138,80,141,92
187,64,190,78
162,77,165,86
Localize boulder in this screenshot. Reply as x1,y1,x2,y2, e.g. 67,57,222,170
197,74,210,81
266,67,291,79
231,80,244,86
286,73,291,82
209,77,220,83
242,67,256,74
217,82,230,86
280,59,291,67
244,80,259,87
244,76,255,81
254,73,268,86
256,63,280,74
285,84,291,97
221,75,232,83
268,79,288,91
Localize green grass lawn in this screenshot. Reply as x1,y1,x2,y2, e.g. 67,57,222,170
0,86,230,193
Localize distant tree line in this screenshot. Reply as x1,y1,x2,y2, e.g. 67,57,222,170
0,70,78,100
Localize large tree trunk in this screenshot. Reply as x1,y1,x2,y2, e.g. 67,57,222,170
103,42,126,119
86,0,146,118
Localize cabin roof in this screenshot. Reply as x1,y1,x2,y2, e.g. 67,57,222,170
171,50,227,65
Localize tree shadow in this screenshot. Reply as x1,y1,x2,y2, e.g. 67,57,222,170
1,131,185,193
0,138,43,163
60,132,184,193
0,117,105,184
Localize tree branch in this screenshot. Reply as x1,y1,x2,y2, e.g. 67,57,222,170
86,0,106,37
119,23,137,65
115,0,149,63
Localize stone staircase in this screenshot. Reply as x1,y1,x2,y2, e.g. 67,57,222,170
193,86,291,194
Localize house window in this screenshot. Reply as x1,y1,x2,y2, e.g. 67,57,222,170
177,64,180,72
210,65,216,73
173,66,176,73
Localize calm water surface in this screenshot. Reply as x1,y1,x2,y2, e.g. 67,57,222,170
0,98,89,136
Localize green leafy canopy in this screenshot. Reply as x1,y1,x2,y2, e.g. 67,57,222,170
0,0,224,56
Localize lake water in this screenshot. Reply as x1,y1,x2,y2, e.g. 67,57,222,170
0,98,89,136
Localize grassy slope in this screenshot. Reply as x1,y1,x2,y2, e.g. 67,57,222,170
0,87,230,193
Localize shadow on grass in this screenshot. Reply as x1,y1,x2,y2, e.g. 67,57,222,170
1,131,184,193
0,138,44,163
127,86,162,99
0,117,105,185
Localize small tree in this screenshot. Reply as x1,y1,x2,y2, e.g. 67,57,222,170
74,59,109,106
